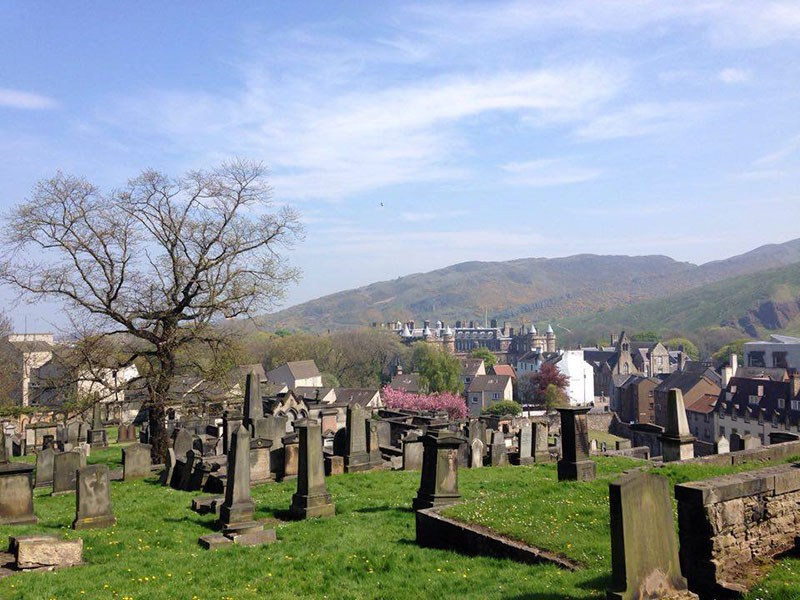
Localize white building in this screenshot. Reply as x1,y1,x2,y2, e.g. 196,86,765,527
744,335,800,371
550,350,595,406
265,360,323,392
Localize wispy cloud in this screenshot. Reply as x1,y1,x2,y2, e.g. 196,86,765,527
754,133,800,166
0,88,57,110
501,158,601,187
575,102,709,140
718,67,751,84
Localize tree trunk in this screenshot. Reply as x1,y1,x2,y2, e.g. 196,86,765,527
147,350,175,464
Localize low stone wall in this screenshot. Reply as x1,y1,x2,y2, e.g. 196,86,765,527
682,438,800,468
675,463,800,598
416,507,577,570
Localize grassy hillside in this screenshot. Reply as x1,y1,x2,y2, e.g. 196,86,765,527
563,262,800,340
257,238,800,333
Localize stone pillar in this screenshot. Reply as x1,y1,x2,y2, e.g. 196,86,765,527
556,407,596,481
222,410,243,456
219,426,257,534
344,403,371,472
242,370,263,431
281,433,299,480
607,471,696,600
532,421,550,462
412,429,466,510
72,464,116,529
249,437,274,484
290,419,335,519
660,389,695,462
0,433,37,525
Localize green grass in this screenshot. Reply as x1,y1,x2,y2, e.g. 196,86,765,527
588,430,623,445
2,454,800,599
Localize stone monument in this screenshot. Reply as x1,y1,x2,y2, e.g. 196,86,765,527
242,370,264,431
412,428,466,510
556,407,596,481
402,432,423,471
87,403,108,448
516,423,533,465
289,419,335,519
344,403,371,472
72,464,116,529
35,447,56,488
53,450,86,495
660,389,695,462
606,471,697,600
489,431,508,466
0,431,37,525
123,443,152,480
532,421,550,462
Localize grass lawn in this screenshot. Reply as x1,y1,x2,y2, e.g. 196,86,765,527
1,451,800,599
587,430,624,446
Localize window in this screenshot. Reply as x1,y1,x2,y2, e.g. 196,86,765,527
791,400,800,411
492,393,500,400
773,352,788,369
778,398,786,409
471,397,478,404
748,351,765,367
719,426,725,436
704,414,709,423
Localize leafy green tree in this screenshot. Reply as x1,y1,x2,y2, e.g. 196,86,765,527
543,384,568,412
482,399,521,417
518,362,568,405
630,331,660,342
412,343,463,394
712,339,750,368
471,347,497,370
663,337,700,361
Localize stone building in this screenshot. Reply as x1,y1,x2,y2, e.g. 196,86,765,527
685,393,718,444
617,375,660,424
744,334,800,370
265,360,323,392
653,366,721,428
466,375,513,417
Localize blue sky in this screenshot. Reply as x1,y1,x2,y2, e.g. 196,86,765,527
2,1,800,331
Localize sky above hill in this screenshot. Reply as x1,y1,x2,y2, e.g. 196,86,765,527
1,1,800,332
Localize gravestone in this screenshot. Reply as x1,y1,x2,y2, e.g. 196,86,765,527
716,435,730,455
556,406,596,481
344,404,371,472
606,471,697,600
0,431,37,525
219,426,257,533
532,421,550,462
325,454,344,476
290,419,335,519
56,424,67,445
242,370,264,430
53,450,86,495
660,389,695,462
489,431,508,467
249,436,273,484
162,448,177,486
590,439,598,453
729,432,743,452
67,422,81,445
616,439,632,451
178,450,199,491
282,433,299,480
222,410,243,455
35,447,56,488
412,428,466,510
743,434,761,450
516,424,533,465
117,424,137,443
173,428,194,459
402,432,424,471
87,403,108,448
470,438,484,468
367,421,383,467
123,443,152,480
72,464,116,529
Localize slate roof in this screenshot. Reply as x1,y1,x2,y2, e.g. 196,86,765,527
654,369,718,395
461,358,484,377
390,373,420,392
332,388,380,407
292,386,334,402
735,366,787,382
468,374,511,393
718,376,800,425
686,393,718,415
287,360,322,380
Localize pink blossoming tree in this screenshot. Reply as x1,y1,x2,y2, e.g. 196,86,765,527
382,385,468,421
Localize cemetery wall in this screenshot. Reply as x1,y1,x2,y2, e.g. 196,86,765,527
676,463,800,598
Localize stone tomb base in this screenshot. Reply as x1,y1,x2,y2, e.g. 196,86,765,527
8,535,83,570
290,491,336,519
557,459,596,482
198,520,276,550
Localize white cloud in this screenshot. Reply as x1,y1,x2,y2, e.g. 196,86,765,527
575,102,709,140
754,133,800,166
0,88,57,110
718,68,751,84
501,158,601,187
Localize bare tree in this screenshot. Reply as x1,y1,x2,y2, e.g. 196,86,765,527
0,159,302,460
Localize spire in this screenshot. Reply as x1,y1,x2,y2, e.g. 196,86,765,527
546,324,554,334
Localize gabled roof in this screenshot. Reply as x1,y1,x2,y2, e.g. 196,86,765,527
332,388,381,407
735,366,787,382
491,364,516,379
718,376,800,425
390,373,420,392
655,369,720,394
686,393,718,415
468,374,511,393
461,358,484,377
286,360,321,380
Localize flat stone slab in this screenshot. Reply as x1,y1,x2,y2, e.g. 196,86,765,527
191,496,224,515
198,522,277,550
229,529,276,547
10,535,83,570
198,534,233,550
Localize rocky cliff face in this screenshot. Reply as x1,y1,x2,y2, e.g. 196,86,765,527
738,297,800,336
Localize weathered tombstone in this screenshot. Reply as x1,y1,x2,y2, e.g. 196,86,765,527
616,439,632,451
325,454,344,476
117,424,136,443
78,442,90,459
56,424,67,445
67,422,81,445
742,434,761,450
470,438,484,468
173,428,194,459
242,370,263,430
249,437,273,484
367,421,383,466
87,403,108,448
402,432,424,471
590,438,598,452
601,441,608,453
0,431,37,524
219,426,257,533
344,403,371,472
556,406,596,482
532,421,550,462
123,443,152,480
729,432,743,452
606,471,697,600
72,464,116,529
716,435,730,455
162,448,177,486
289,419,335,519
222,410,243,456
660,389,695,462
78,423,89,446
516,424,533,465
281,433,299,480
179,450,199,491
489,431,508,467
35,447,56,488
53,450,86,495
412,428,466,510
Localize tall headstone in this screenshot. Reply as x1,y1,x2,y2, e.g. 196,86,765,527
556,407,596,481
87,403,108,448
72,464,116,530
716,435,730,455
532,421,550,462
344,404,371,472
162,448,177,486
516,424,533,465
470,438,484,468
281,433,299,480
489,431,508,467
729,432,744,452
242,370,263,430
402,432,424,471
367,421,383,467
173,428,194,459
219,426,258,533
249,437,273,484
606,471,697,600
412,429,466,510
289,419,335,519
660,389,695,462
0,431,37,525
35,447,56,488
222,410,243,456
67,422,81,445
53,450,86,495
123,443,152,480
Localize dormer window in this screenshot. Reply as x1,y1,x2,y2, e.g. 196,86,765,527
778,398,786,409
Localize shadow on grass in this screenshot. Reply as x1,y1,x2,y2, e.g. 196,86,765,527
352,505,414,514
